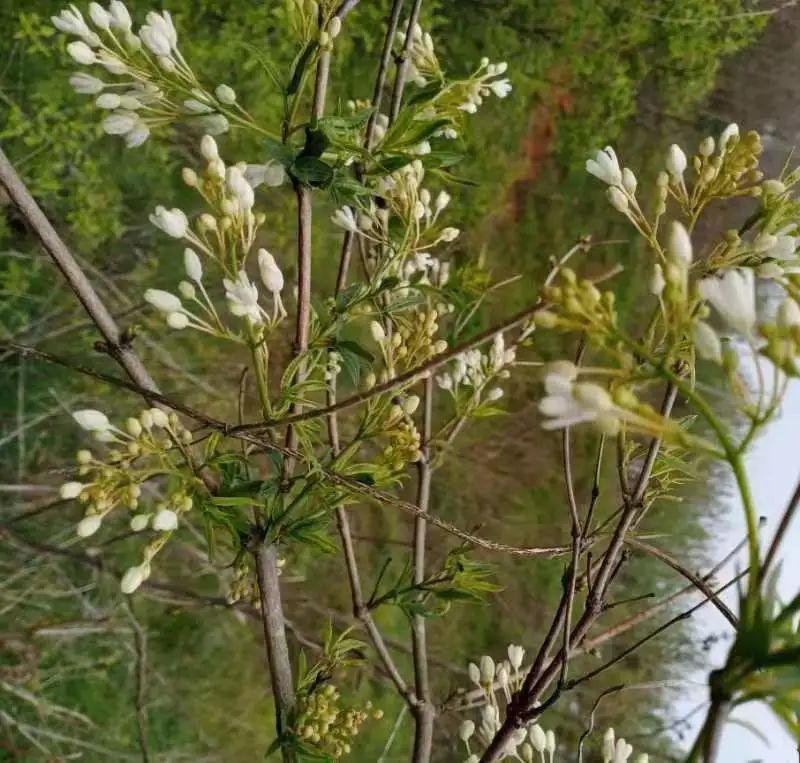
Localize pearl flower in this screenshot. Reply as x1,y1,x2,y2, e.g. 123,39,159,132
257,249,284,294
586,146,622,186
69,72,105,94
719,123,739,152
184,248,203,282
332,206,359,233
72,409,110,431
67,40,96,65
665,144,687,179
539,364,619,432
52,6,96,41
77,514,102,538
149,206,188,238
699,268,756,335
120,563,150,595
223,270,263,324
152,508,179,532
667,221,693,265
693,321,722,363
60,481,85,499
108,1,132,31
145,288,183,314
226,166,255,211
507,644,525,671
244,162,286,188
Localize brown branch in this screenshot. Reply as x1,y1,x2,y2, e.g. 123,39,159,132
388,0,424,123
0,147,159,398
3,338,569,558
626,537,738,626
411,376,435,763
760,477,800,583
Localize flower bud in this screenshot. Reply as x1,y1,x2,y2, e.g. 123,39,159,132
215,84,236,104
666,144,687,179
60,481,85,500
72,409,110,432
152,508,179,531
130,514,150,532
370,320,386,343
77,514,102,538
667,221,692,266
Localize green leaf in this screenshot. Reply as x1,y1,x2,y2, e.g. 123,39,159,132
300,126,330,159
290,156,334,188
287,40,317,95
263,138,296,168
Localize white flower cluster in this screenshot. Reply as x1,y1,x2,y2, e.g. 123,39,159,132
601,728,647,763
396,23,441,86
144,135,287,336
436,333,513,403
457,57,512,114
53,2,238,147
63,406,195,593
459,645,558,762
537,361,625,435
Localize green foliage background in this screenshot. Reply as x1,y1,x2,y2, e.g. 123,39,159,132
0,1,765,760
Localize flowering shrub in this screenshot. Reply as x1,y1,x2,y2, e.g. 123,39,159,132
0,1,795,762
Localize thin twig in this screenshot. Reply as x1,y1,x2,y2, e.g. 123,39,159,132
388,0,424,123
760,477,800,583
122,600,150,763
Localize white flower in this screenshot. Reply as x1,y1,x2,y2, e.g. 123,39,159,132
200,114,229,135
467,662,480,685
108,1,132,31
125,122,150,148
258,249,284,293
120,563,150,594
166,312,189,329
614,738,633,763
693,321,722,363
52,6,93,39
150,206,188,238
667,221,693,265
130,514,150,532
539,364,618,431
244,162,286,188
586,146,622,186
370,320,386,343
545,730,555,754
145,10,177,48
72,409,109,431
488,78,512,98
607,186,628,213
145,288,182,314
458,720,475,742
226,166,255,210
152,508,179,532
215,84,236,104
440,226,460,242
699,268,756,335
67,40,96,65
778,298,800,328
650,264,665,296
60,481,85,499
479,655,495,684
150,408,169,428
96,93,120,109
666,143,687,179
200,135,219,161
719,123,739,152
77,514,102,538
603,729,616,763
332,206,359,233
486,387,503,401
88,2,112,29
224,270,263,323
621,167,637,195
139,25,172,57
69,72,105,94
184,98,213,114
507,644,524,671
634,756,649,763
529,724,547,752
97,50,127,74
102,110,138,135
184,248,203,282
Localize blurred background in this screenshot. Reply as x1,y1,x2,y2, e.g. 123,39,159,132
1,1,797,761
